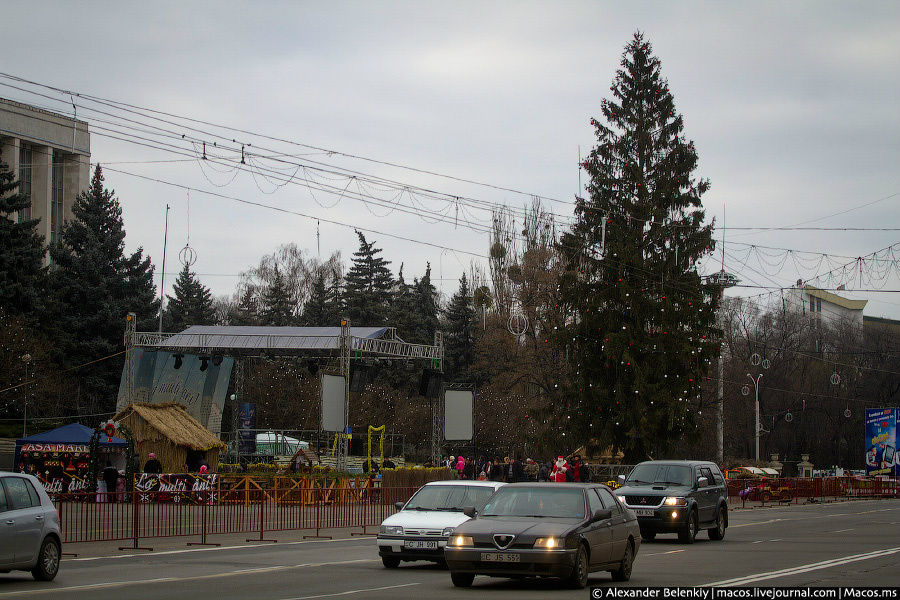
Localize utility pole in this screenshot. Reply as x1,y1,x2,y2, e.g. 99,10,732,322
159,204,170,333
21,354,32,437
746,373,763,462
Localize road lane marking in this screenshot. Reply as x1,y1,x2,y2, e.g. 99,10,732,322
0,559,380,597
642,549,684,556
702,546,900,586
770,539,782,542
829,528,854,533
278,583,420,600
71,535,374,561
730,518,783,528
751,540,765,544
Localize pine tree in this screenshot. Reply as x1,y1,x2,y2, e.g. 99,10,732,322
342,231,393,326
443,274,476,380
299,268,342,326
410,263,439,345
558,33,720,461
229,287,260,325
163,263,215,331
0,157,47,319
389,264,417,339
259,265,294,325
50,165,158,413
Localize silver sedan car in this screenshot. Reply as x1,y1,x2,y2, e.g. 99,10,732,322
0,472,62,581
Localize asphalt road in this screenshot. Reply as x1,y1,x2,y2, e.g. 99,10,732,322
1,499,898,599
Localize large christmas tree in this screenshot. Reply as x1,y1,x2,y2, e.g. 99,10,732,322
558,33,720,460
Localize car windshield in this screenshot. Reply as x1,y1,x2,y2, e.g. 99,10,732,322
404,485,496,511
480,487,585,519
627,464,692,486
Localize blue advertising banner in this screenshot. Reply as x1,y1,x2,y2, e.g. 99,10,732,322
238,403,256,454
116,349,234,435
865,408,897,477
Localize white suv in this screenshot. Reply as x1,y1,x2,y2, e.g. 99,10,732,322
0,472,62,581
377,480,504,568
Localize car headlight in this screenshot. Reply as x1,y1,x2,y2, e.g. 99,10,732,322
663,497,687,506
616,494,626,504
379,525,404,535
449,535,474,547
442,527,455,537
533,537,562,549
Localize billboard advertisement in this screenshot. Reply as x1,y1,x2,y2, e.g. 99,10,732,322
865,408,897,477
116,349,234,434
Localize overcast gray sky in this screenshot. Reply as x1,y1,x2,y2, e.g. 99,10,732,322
4,1,899,318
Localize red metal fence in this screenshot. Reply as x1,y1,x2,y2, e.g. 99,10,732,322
725,476,899,507
54,486,419,547
53,477,899,548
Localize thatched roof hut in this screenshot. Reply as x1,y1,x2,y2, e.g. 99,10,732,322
114,402,226,473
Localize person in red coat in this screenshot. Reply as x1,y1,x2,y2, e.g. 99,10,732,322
550,456,568,482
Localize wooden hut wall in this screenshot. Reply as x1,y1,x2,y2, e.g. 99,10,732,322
120,413,187,473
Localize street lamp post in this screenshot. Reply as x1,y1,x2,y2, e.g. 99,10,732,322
21,353,32,438
745,373,763,462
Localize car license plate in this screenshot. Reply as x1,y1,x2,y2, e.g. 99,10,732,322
634,509,655,517
481,552,520,563
404,540,438,549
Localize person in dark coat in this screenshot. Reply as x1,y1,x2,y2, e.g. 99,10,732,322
489,457,505,482
102,461,120,502
143,452,163,474
508,454,525,483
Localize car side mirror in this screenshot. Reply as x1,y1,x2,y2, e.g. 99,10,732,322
592,508,612,522
462,506,477,518
394,501,405,511
696,476,708,488
617,474,626,482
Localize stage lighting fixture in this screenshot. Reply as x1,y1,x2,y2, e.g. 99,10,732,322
199,356,210,371
212,355,223,366
173,354,184,369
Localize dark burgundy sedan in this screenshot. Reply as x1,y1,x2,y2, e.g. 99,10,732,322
444,482,640,588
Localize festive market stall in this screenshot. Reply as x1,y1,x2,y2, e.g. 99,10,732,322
14,423,127,495
113,402,225,473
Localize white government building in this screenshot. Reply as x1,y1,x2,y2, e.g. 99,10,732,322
0,97,91,250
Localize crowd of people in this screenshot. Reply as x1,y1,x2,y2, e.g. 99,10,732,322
443,454,591,483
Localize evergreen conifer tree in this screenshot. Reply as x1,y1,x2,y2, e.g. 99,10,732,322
342,232,393,326
410,263,439,345
229,287,260,325
558,33,719,460
299,268,341,326
259,265,294,325
389,264,417,339
443,274,476,380
50,165,158,413
0,157,47,319
163,263,215,331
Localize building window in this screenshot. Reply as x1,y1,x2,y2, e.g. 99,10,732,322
809,297,815,313
17,145,32,222
51,151,64,245
816,298,822,313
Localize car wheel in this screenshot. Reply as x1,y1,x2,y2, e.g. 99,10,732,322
31,537,60,582
708,506,726,541
640,530,656,541
567,544,590,589
382,556,401,569
450,572,475,587
611,540,633,582
678,510,698,544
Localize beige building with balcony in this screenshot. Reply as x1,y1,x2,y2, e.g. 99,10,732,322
0,97,90,248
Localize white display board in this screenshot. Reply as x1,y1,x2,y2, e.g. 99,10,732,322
321,374,346,432
444,390,474,441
